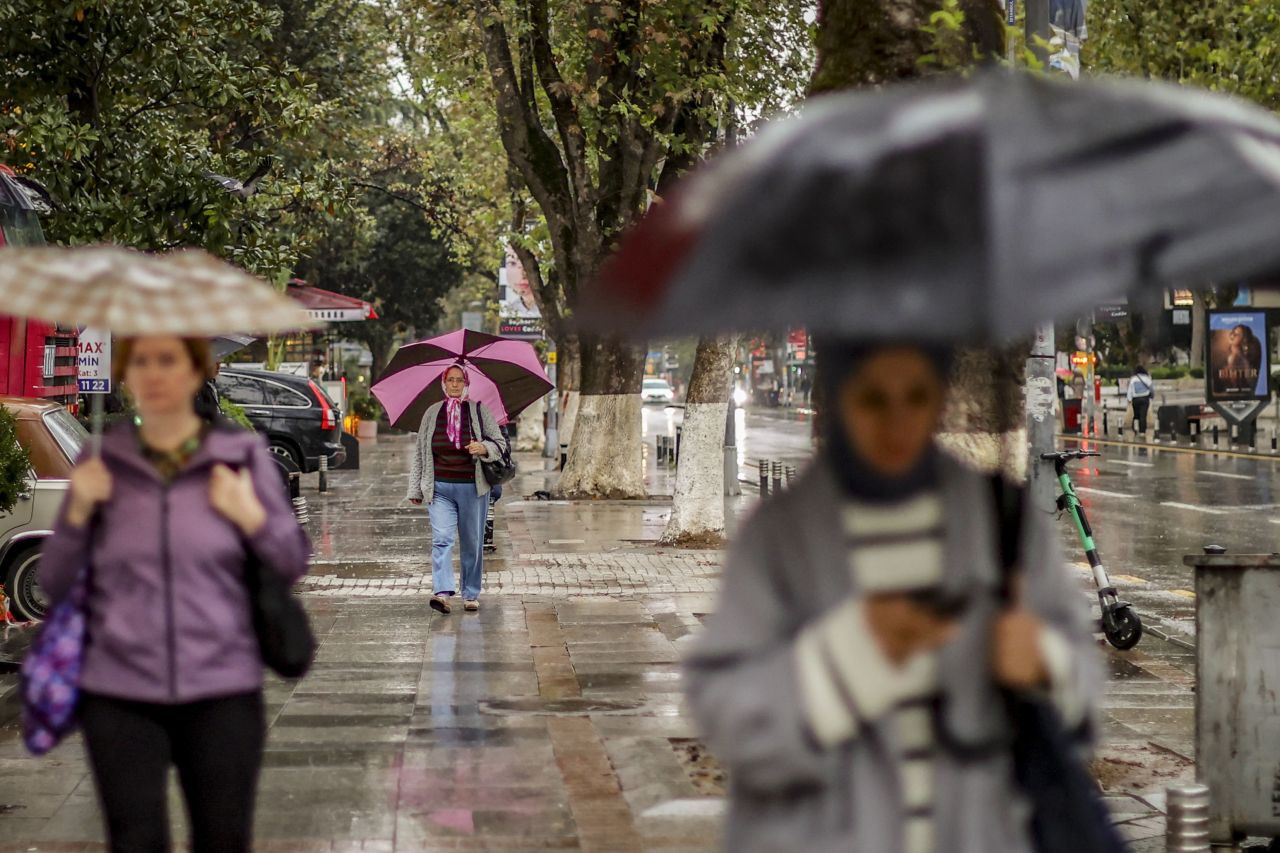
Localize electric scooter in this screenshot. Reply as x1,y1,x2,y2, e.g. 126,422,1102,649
1041,450,1143,650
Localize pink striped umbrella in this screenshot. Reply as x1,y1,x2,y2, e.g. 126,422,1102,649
371,329,552,429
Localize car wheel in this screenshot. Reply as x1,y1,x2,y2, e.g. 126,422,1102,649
269,448,303,494
269,441,303,470
4,545,48,621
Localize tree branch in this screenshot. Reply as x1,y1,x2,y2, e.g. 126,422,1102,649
526,0,592,214
470,0,575,252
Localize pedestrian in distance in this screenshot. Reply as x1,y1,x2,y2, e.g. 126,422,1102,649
407,363,507,613
684,341,1100,853
39,336,311,853
483,423,511,553
1127,364,1154,434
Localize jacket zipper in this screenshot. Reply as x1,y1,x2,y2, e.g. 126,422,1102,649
161,485,177,701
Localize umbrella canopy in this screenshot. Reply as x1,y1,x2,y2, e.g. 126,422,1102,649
0,245,318,336
585,72,1280,342
372,330,552,429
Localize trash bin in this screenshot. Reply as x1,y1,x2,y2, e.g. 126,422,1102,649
1184,550,1280,845
1157,404,1183,438
1063,398,1083,434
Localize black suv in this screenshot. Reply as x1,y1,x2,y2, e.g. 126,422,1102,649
215,368,346,474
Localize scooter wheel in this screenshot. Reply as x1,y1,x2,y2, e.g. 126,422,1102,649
1104,606,1143,650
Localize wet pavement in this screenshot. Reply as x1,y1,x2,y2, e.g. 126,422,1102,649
0,414,1276,850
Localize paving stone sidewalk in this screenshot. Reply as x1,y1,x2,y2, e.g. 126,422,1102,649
0,434,1201,850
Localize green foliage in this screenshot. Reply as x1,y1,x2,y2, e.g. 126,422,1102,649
0,0,390,280
390,0,815,342
219,398,255,431
1189,367,1205,380
293,144,468,380
348,391,382,421
0,406,30,516
1088,1,1280,110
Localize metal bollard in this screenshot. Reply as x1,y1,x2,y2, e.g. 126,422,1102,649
772,460,783,494
292,496,311,525
1212,424,1219,447
318,453,328,493
288,471,301,501
758,459,770,497
1102,409,1109,436
785,465,797,485
1164,784,1211,852
675,426,682,465
1272,429,1277,453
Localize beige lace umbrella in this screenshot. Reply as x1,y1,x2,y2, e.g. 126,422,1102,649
0,245,319,444
0,245,317,336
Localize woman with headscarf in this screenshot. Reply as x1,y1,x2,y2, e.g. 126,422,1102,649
683,342,1100,853
407,363,507,613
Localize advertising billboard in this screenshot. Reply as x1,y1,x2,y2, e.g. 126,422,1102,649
498,246,542,339
1207,311,1270,401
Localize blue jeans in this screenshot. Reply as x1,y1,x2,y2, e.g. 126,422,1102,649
429,481,488,599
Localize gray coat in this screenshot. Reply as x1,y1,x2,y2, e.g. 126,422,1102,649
683,455,1100,853
406,399,507,503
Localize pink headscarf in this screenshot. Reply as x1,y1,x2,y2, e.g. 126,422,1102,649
442,364,469,449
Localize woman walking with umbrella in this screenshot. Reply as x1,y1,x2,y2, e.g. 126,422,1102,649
406,364,508,613
373,329,550,612
0,246,318,852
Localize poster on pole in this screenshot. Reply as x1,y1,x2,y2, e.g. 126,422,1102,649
77,327,112,394
1207,311,1270,401
498,246,542,339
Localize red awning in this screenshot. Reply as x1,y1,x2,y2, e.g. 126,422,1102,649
287,280,379,322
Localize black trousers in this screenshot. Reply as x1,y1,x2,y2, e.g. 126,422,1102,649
79,691,265,853
1132,397,1151,433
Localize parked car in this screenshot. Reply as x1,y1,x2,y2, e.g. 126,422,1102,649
0,397,88,620
642,378,675,405
215,368,345,475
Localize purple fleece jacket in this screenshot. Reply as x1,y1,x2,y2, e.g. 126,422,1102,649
40,423,310,704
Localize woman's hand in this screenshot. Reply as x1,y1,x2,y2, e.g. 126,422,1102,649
209,465,268,537
466,440,487,457
992,606,1049,690
66,458,113,528
864,595,957,665
409,498,423,506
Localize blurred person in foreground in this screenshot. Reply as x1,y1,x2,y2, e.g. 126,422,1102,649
41,336,310,853
684,342,1100,853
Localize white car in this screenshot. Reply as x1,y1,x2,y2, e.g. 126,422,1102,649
642,378,675,405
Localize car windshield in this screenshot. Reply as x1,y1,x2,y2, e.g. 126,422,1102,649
44,407,88,462
644,380,670,389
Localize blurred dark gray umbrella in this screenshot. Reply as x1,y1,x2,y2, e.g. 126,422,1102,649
213,334,256,360
586,72,1280,342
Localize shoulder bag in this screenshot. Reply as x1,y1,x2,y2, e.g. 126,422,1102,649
471,402,517,487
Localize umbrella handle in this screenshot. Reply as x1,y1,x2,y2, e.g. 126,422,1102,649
89,393,105,457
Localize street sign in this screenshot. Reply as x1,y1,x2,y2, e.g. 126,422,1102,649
547,350,557,365
77,327,111,394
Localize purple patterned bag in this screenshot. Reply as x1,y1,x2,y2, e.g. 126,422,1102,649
20,570,87,755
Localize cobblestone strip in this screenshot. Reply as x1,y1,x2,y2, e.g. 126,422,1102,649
298,552,723,597
546,716,644,853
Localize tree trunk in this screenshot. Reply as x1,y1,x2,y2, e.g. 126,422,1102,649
1191,295,1207,369
515,396,546,452
556,334,646,499
367,334,392,386
555,334,581,454
935,347,1027,478
662,335,735,545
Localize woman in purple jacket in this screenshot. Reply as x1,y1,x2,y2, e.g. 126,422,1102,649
40,335,310,853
